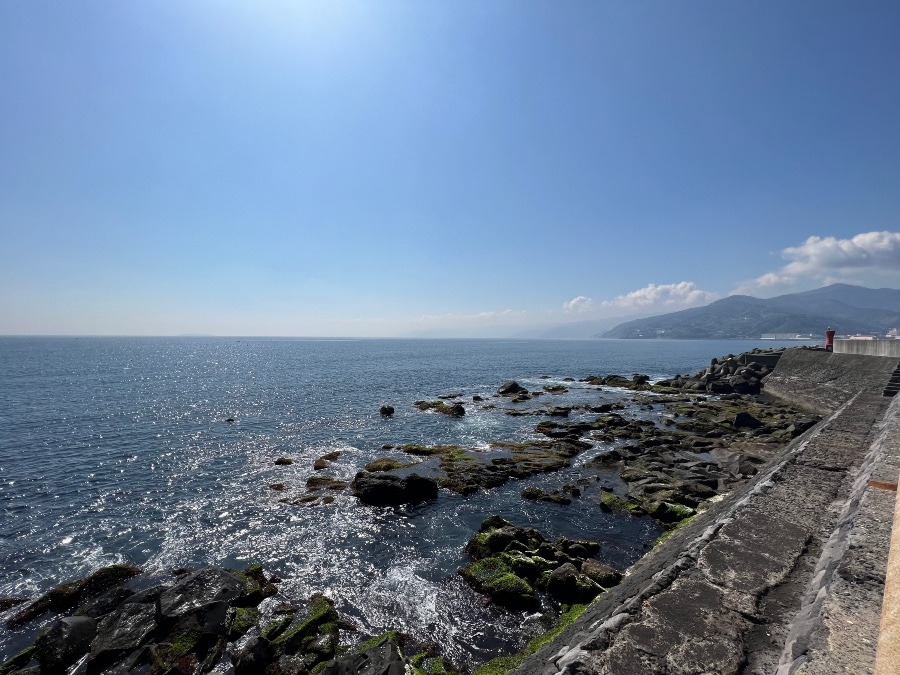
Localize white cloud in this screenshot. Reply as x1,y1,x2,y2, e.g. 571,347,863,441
736,231,900,294
562,296,594,314
601,282,718,310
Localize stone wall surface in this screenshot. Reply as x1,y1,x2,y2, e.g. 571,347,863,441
763,350,898,414
514,350,900,675
834,340,900,358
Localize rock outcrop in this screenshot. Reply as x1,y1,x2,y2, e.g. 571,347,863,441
2,565,456,675
459,516,619,611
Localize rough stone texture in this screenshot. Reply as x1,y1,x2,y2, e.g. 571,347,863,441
319,636,406,675
34,616,97,674
159,567,243,620
763,350,897,414
90,602,157,664
514,351,898,675
789,393,900,675
600,578,749,675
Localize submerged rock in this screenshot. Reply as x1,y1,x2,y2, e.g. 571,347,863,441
414,400,466,417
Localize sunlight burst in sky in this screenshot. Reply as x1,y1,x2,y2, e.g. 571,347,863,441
1,1,899,336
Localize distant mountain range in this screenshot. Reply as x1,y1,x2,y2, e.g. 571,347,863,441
601,284,900,339
511,315,650,339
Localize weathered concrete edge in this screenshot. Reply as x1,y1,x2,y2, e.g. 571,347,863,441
873,394,900,674
513,396,854,675
776,392,899,673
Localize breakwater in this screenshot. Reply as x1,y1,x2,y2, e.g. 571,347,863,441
514,349,900,675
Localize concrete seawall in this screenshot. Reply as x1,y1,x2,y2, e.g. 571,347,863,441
514,349,900,675
834,339,900,359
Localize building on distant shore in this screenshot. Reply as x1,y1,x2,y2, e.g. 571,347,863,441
760,333,816,340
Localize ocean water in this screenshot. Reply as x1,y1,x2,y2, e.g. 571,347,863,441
0,337,808,666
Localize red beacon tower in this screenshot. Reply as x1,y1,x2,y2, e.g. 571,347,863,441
825,327,835,352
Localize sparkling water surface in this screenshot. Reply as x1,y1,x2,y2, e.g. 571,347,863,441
0,337,807,665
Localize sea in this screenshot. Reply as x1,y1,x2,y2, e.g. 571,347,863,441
0,336,810,667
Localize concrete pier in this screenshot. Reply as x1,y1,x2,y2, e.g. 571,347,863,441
514,350,900,675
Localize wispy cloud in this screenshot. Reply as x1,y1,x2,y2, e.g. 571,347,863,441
562,296,593,314
601,282,718,311
735,231,900,294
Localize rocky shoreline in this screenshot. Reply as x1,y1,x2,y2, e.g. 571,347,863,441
1,348,818,675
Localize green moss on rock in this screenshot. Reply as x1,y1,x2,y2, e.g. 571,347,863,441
364,458,417,472
272,595,339,656
0,646,36,675
230,606,260,639
473,604,588,675
460,558,538,611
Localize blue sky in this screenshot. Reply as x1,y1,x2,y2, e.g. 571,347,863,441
2,1,899,336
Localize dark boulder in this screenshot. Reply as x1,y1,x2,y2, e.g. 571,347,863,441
733,411,762,429
351,472,438,506
159,567,243,621
546,563,603,604
90,602,157,668
707,380,733,394
580,559,623,588
7,564,141,629
34,616,97,674
459,557,539,611
379,405,395,417
498,381,527,395
547,407,572,417
0,598,25,612
72,585,135,618
319,635,405,675
233,635,272,675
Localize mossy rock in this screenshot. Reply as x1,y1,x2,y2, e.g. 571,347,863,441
498,552,541,582
599,491,644,514
483,573,538,611
459,558,538,611
0,646,36,675
410,653,458,675
170,628,202,658
473,654,523,675
464,532,492,560
472,604,588,675
352,631,400,655
364,458,417,472
580,560,622,588
306,476,348,491
261,614,295,641
232,565,276,607
401,444,458,457
271,595,339,657
229,606,260,640
650,501,696,524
